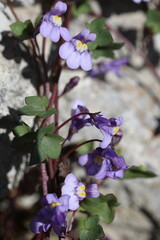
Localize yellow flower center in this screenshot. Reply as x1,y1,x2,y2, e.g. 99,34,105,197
76,184,86,197
50,201,61,208
95,156,103,165
53,15,62,26
76,40,88,53
113,126,120,135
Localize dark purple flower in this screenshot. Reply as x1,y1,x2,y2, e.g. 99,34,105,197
30,193,70,236
79,146,129,180
92,115,124,149
61,173,100,210
89,58,128,78
59,29,96,71
68,99,91,140
39,1,71,42
61,76,80,96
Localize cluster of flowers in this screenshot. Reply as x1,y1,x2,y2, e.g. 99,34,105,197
39,1,96,71
30,99,129,237
30,173,100,236
68,99,129,179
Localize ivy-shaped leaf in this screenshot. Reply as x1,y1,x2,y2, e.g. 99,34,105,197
86,18,124,59
80,194,119,224
10,20,34,40
20,96,57,118
73,0,91,17
13,124,31,137
78,216,104,240
29,124,64,166
124,166,156,179
146,9,160,33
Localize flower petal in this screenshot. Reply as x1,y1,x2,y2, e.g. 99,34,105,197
79,154,89,166
30,215,51,234
50,26,60,42
100,128,112,149
59,42,74,59
80,51,92,71
59,195,70,211
69,195,80,210
60,27,72,41
87,33,97,42
52,1,67,16
73,29,90,42
66,51,81,69
86,184,100,198
42,193,58,205
64,173,79,186
40,21,52,38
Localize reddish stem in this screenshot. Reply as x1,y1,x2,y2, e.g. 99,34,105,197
54,111,100,133
57,139,101,166
40,163,48,195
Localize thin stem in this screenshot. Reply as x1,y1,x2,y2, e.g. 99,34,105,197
68,211,77,232
40,163,48,195
54,111,100,133
57,139,101,165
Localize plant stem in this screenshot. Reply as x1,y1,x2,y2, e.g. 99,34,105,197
68,211,77,232
57,139,101,165
40,163,48,195
54,111,100,133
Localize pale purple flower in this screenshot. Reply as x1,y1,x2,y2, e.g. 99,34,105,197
30,193,70,236
68,100,123,148
39,1,71,42
92,115,124,149
89,58,128,78
61,173,100,210
79,146,129,180
132,0,150,3
59,29,96,71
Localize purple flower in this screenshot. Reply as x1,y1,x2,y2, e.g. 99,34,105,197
89,58,128,78
68,99,91,140
30,193,70,236
68,99,123,148
39,1,71,42
92,115,124,149
61,76,80,96
61,173,100,210
59,29,96,71
132,0,150,3
79,146,129,180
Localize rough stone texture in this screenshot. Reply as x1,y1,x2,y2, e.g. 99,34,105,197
0,3,37,197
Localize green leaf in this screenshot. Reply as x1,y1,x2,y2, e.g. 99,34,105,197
29,124,64,166
76,141,93,156
10,20,34,40
92,49,114,59
73,0,91,17
79,216,104,240
80,194,119,224
13,124,31,137
124,166,156,179
20,96,57,118
35,15,43,27
87,18,113,48
146,9,160,33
